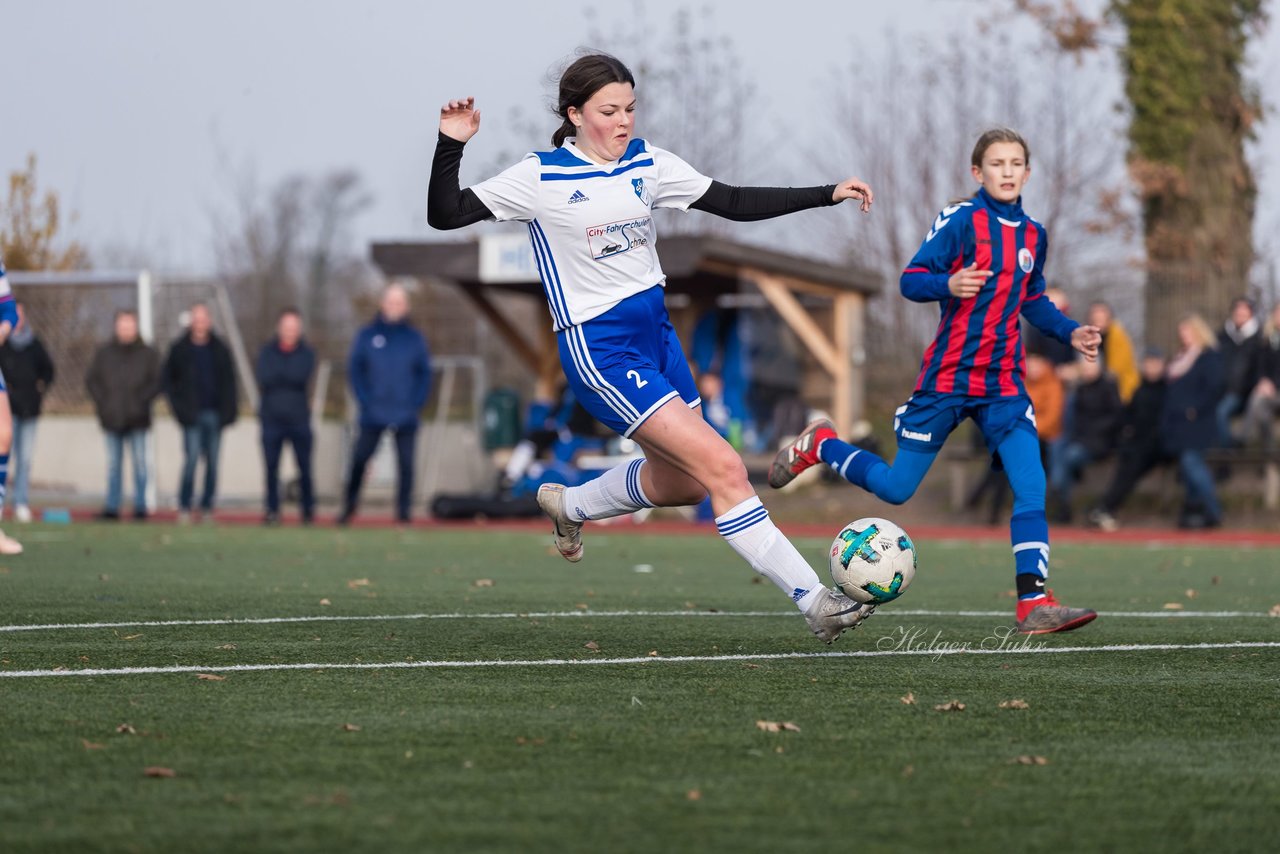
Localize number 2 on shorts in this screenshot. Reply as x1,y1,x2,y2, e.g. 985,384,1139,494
626,369,648,389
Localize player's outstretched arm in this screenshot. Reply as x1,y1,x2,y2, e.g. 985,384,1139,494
688,176,873,222
427,97,494,231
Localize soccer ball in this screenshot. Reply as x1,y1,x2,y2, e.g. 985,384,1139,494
828,517,917,605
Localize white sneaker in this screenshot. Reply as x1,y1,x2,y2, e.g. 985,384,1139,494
804,587,874,644
536,483,584,563
14,505,32,524
0,529,23,555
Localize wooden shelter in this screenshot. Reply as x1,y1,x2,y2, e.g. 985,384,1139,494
371,234,880,437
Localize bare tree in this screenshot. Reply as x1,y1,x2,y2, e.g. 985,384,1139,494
210,164,374,365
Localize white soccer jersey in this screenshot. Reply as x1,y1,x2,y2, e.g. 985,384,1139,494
470,138,712,331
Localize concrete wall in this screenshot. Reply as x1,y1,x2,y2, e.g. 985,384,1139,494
25,415,490,510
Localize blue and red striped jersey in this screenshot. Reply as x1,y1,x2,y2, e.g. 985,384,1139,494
900,188,1077,398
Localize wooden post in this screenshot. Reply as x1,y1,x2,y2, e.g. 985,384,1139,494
456,287,542,370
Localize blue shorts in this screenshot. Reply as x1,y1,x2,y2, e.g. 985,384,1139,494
558,285,700,437
893,391,1038,455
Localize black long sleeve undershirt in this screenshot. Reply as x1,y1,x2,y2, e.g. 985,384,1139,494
426,132,839,230
689,180,838,221
427,133,492,230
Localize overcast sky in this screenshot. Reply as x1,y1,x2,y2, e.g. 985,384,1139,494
3,0,1278,272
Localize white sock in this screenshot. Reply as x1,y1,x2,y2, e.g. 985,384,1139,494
503,440,536,482
715,496,824,612
561,458,653,522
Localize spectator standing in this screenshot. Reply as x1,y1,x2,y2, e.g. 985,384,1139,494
1162,314,1226,529
256,308,316,526
1048,357,1122,521
163,302,238,523
1087,349,1170,531
85,310,161,521
0,302,55,522
341,283,431,525
1216,297,1261,447
1087,301,1140,403
1239,303,1280,453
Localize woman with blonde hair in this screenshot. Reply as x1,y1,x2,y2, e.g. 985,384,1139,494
1160,313,1226,528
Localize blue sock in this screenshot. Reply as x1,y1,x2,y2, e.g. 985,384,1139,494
0,452,8,519
818,438,883,490
1011,510,1049,603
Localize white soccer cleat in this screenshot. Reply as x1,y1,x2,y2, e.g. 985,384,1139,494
804,587,874,644
14,505,32,524
0,529,24,556
537,483,584,563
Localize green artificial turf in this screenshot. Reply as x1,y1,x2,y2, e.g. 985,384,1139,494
1,523,1278,853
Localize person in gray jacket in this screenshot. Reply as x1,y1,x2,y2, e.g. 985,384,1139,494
85,310,162,520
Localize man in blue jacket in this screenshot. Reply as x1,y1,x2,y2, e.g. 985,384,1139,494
256,307,316,526
341,283,431,524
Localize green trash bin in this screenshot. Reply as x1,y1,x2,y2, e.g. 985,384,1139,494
483,388,522,450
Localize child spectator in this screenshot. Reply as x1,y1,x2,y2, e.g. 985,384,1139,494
1087,349,1169,531
1048,356,1122,521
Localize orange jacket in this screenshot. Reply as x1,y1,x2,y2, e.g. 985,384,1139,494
1026,370,1064,441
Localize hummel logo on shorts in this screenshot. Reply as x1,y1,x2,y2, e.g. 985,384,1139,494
568,190,589,204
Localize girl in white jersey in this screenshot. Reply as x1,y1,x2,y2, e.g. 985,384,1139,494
429,54,874,643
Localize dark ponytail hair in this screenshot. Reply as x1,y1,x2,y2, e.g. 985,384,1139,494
552,53,636,147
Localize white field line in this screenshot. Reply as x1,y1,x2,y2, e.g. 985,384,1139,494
0,608,1273,634
2,641,1277,680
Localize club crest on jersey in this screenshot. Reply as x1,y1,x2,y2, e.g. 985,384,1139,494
632,178,652,206
567,189,589,204
1018,247,1035,273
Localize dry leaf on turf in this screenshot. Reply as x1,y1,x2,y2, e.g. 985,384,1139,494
116,724,137,735
1185,588,1198,599
999,699,1030,710
647,650,659,657
686,789,702,801
144,766,177,778
1013,755,1050,765
900,692,916,705
1162,602,1184,610
346,578,371,589
934,700,966,712
472,579,495,588
81,739,105,750
319,598,331,606
216,643,236,651
1269,604,1280,618
196,673,226,681
584,641,600,651
342,723,362,732
755,720,801,733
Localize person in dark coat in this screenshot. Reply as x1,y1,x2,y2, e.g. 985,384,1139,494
1239,303,1280,452
341,283,431,524
0,302,55,522
163,302,238,522
1047,356,1122,521
1087,349,1170,531
85,309,162,520
1162,314,1227,528
1215,297,1261,447
256,307,316,525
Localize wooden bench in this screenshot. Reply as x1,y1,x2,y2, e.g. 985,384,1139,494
945,446,1280,512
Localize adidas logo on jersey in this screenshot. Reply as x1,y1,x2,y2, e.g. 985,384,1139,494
567,190,589,204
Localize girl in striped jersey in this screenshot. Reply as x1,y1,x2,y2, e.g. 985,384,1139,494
771,129,1101,635
0,256,23,554
429,53,876,643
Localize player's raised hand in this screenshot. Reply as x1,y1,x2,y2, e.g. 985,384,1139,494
1071,324,1103,361
440,97,481,143
947,263,992,299
833,177,874,212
